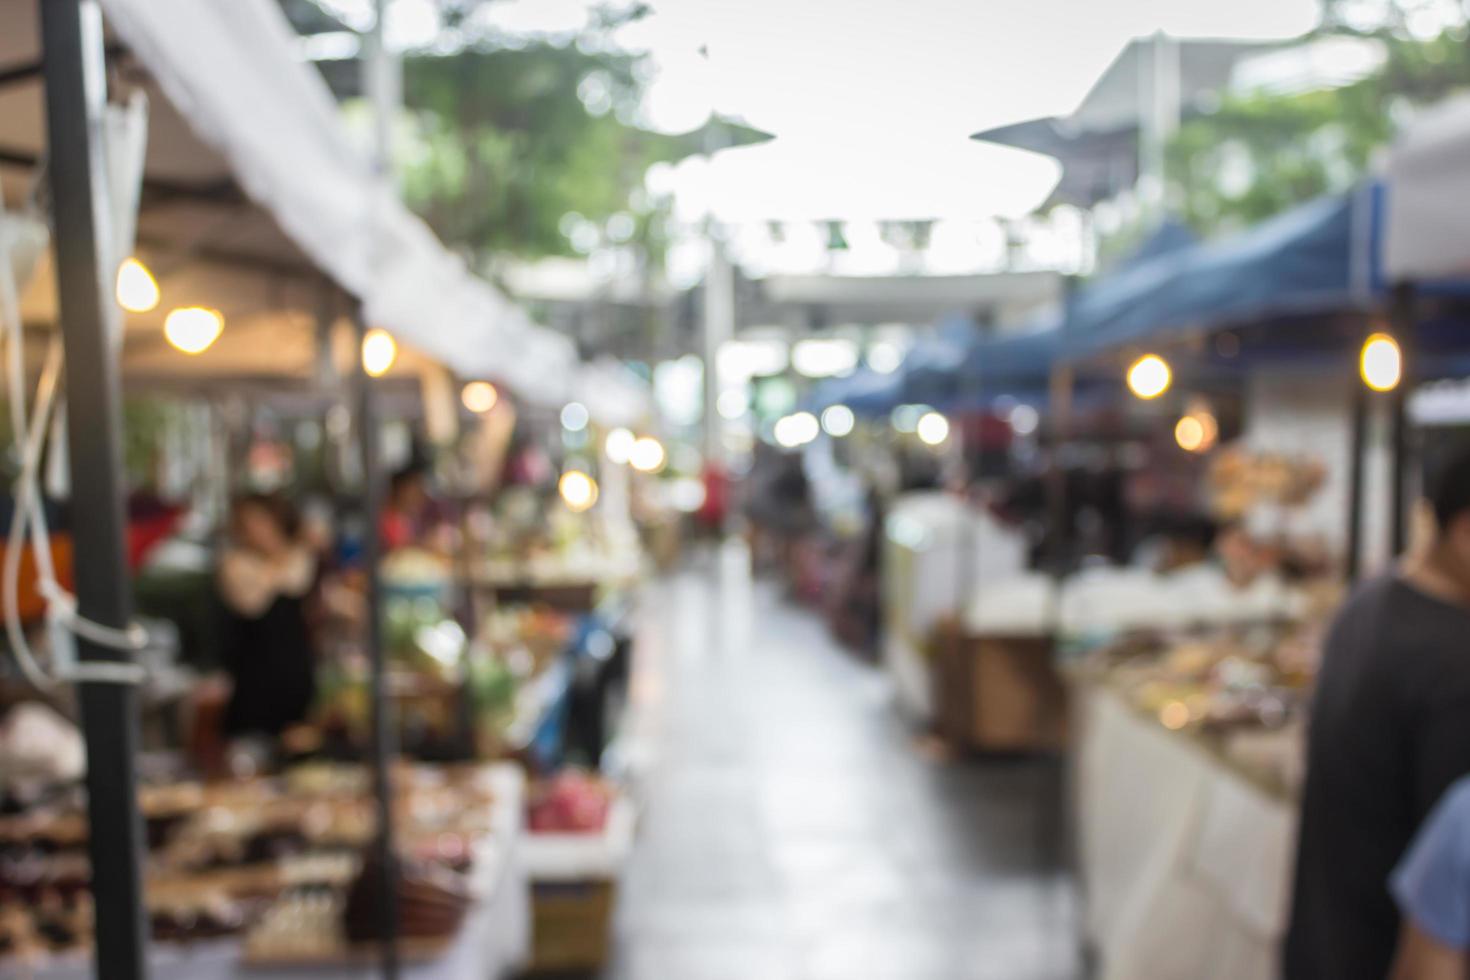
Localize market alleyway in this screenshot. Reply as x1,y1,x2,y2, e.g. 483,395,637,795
604,543,1081,980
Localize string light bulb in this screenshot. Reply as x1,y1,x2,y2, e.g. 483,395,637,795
1360,333,1402,392
162,307,223,355
116,257,160,313
460,381,498,413
362,328,397,377
629,436,666,473
1127,354,1172,400
558,470,599,512
916,412,950,447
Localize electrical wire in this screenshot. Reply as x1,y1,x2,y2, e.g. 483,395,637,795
0,169,146,689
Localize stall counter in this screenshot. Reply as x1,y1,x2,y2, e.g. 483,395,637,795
1075,684,1297,980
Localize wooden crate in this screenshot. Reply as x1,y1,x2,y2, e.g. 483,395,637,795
932,625,1068,752
528,879,616,972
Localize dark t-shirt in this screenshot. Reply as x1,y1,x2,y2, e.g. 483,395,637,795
1284,574,1470,979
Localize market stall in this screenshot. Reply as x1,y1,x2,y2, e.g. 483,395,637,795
0,0,643,973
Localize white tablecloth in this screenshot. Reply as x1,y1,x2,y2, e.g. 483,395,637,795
6,765,531,980
1076,686,1298,980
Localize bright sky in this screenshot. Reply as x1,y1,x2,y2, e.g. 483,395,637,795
590,0,1318,221
315,0,1325,274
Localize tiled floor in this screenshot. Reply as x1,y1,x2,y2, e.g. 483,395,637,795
604,544,1081,980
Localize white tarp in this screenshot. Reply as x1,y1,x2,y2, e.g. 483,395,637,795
1384,94,1470,281
96,0,577,405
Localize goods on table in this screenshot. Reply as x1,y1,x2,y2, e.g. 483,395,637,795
527,770,614,835
523,770,634,974
1208,446,1327,519
0,761,502,969
1076,613,1328,796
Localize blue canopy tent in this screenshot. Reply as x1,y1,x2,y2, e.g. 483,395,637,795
1065,185,1379,364
806,366,905,416
899,222,1200,413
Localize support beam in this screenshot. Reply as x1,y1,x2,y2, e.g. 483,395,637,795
0,145,248,206
1389,284,1417,557
39,2,149,978
1346,383,1367,581
0,44,122,90
353,307,400,979
1045,363,1075,573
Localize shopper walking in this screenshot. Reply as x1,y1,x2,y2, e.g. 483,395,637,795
1285,449,1470,979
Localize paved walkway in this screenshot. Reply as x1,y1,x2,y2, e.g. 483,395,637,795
606,543,1080,980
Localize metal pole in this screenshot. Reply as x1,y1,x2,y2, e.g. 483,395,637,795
1346,383,1367,581
363,5,400,975
1389,284,1417,557
354,307,400,978
39,2,149,977
1046,363,1075,572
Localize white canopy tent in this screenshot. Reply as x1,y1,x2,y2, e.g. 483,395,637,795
1383,93,1470,282
0,0,651,418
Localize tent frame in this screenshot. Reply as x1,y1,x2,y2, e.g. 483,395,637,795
41,1,150,975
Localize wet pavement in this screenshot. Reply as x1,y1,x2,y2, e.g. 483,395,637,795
605,544,1081,980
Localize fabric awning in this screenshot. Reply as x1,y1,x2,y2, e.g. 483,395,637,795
1384,94,1470,282
92,0,576,404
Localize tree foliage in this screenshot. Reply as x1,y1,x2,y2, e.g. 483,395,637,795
395,26,766,266
1165,13,1470,235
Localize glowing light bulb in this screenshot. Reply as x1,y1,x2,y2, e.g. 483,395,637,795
1175,415,1205,452
461,381,498,413
116,257,159,313
916,412,950,447
1127,354,1172,400
605,428,636,464
558,470,599,512
821,404,855,437
1360,333,1402,392
629,436,666,473
773,411,819,448
362,328,397,377
162,307,223,355
561,401,590,432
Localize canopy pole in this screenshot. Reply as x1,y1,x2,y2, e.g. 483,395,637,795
1346,383,1367,581
39,2,149,977
1046,363,1075,572
353,306,400,979
1389,284,1417,557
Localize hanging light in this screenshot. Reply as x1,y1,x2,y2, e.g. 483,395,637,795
116,257,160,313
162,307,223,355
629,436,666,473
1127,354,1172,400
774,411,820,448
561,401,590,432
361,328,397,377
916,411,950,446
605,427,636,464
821,404,855,437
1175,415,1206,452
461,381,498,413
558,470,599,512
1360,332,1402,392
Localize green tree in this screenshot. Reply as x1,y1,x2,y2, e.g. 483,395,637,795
391,23,766,268
1165,15,1470,235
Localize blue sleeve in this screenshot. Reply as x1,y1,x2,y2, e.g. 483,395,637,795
1392,777,1470,950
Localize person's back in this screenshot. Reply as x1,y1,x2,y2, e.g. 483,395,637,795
1285,577,1470,978
1286,448,1470,979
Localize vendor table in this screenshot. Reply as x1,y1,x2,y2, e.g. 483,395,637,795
1075,685,1297,980
3,766,531,980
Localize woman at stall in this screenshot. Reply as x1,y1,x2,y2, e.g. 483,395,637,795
217,493,318,739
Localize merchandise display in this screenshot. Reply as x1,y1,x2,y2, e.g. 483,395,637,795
0,762,526,975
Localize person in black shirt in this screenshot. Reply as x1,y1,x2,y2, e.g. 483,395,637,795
1285,448,1470,979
